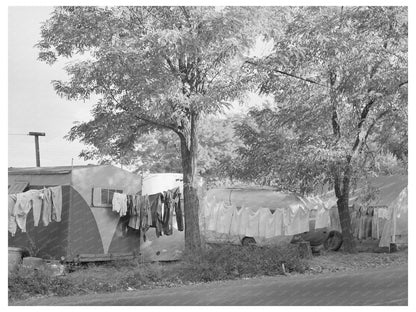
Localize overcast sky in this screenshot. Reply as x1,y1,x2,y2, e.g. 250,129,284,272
8,6,97,168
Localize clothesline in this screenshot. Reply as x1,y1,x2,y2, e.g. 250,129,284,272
8,186,63,237
202,201,331,238
111,187,184,240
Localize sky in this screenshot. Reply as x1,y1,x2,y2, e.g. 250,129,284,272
8,6,97,168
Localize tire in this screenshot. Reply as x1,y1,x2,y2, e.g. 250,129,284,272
323,231,343,251
241,237,256,246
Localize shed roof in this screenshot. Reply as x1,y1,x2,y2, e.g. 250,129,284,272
8,165,99,175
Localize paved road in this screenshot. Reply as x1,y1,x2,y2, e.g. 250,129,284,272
13,265,407,306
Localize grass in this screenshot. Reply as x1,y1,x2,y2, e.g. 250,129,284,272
9,244,307,302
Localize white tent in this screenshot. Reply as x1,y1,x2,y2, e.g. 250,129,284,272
379,186,408,247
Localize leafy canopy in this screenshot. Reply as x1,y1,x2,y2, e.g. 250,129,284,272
237,6,407,194
37,6,262,153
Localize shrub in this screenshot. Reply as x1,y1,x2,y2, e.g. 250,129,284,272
8,267,76,301
178,244,308,282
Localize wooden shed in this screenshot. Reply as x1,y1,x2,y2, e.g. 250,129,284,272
8,165,142,261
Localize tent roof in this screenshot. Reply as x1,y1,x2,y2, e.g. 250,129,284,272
351,175,407,207
8,165,100,175
319,174,407,208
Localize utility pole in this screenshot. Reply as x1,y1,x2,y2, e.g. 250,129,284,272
28,132,45,167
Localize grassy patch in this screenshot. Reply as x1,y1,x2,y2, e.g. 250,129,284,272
9,244,307,302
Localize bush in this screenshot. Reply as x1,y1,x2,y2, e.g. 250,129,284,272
8,267,77,301
178,244,308,282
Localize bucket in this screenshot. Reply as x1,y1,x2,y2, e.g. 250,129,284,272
8,247,23,272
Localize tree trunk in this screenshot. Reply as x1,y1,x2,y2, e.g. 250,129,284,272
336,194,357,253
179,113,202,254
333,165,357,253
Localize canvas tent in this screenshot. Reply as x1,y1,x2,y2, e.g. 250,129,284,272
317,175,408,248
8,165,142,261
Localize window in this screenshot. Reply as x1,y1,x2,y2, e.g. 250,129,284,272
92,187,123,208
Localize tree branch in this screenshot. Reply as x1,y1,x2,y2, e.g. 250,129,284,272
352,98,376,153
244,60,327,87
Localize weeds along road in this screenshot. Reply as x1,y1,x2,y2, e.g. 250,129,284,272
13,264,407,306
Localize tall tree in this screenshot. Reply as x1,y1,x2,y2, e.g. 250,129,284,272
241,6,407,252
37,6,260,252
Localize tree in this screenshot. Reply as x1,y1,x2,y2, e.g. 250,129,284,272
74,114,245,186
37,6,261,252
240,6,407,252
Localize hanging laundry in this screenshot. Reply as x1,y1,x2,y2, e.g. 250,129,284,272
238,207,250,236
329,207,342,232
269,209,284,238
207,201,221,232
32,190,43,227
365,207,373,239
42,188,53,226
112,192,127,216
149,193,163,237
245,208,260,237
128,195,141,230
140,195,151,241
215,202,234,234
258,208,272,238
14,190,39,232
172,188,184,232
8,194,17,236
50,186,62,222
162,190,174,236
229,206,243,236
358,207,366,239
351,208,360,238
284,205,309,235
372,208,379,239
315,206,330,229
378,207,390,220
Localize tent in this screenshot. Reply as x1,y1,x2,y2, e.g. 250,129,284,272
316,175,407,247
8,165,142,261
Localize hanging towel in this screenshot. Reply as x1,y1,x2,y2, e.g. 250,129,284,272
238,207,250,236
30,190,43,227
229,206,243,236
112,192,127,216
50,186,62,222
315,206,330,229
268,208,283,238
8,194,17,236
215,203,234,234
258,208,273,238
245,208,260,237
284,205,309,235
207,201,221,231
42,188,53,226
